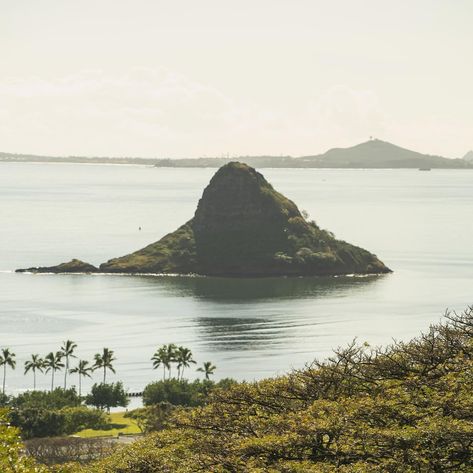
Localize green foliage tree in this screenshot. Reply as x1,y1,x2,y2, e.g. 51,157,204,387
0,408,46,471
59,339,77,389
10,387,81,410
9,405,106,440
24,354,44,391
78,307,473,472
142,378,235,407
69,359,93,397
125,402,175,433
0,348,16,396
61,406,106,434
10,406,67,439
93,348,116,383
196,361,216,380
85,382,128,412
44,351,64,392
0,393,8,407
143,379,200,407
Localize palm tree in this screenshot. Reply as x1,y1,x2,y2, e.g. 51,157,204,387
93,348,116,383
176,346,196,380
0,348,16,395
60,340,77,389
165,344,178,379
70,359,93,397
44,351,64,391
24,354,44,390
151,344,179,380
151,346,167,381
197,361,216,380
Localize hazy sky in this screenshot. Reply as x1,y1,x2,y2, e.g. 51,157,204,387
1,1,472,158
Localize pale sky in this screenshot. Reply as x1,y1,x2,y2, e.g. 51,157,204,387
1,0,472,158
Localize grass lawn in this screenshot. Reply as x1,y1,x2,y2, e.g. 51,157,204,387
74,411,141,438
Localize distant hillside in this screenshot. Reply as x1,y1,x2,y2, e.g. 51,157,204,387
157,140,472,168
299,139,471,169
154,155,294,168
0,151,157,166
1,140,472,169
463,150,473,162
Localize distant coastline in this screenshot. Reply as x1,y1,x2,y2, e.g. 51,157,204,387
2,139,472,169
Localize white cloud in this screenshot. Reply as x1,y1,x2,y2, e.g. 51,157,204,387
0,68,391,157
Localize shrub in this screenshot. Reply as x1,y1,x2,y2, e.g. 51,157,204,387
0,408,46,471
125,402,176,433
61,406,106,434
85,382,128,412
0,392,9,407
142,378,237,407
24,436,115,466
9,405,106,439
143,379,198,407
10,388,81,410
9,407,67,439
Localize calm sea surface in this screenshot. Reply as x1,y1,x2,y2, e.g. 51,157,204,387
1,163,472,395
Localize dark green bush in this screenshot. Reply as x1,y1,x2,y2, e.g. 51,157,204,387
10,388,81,410
125,402,176,433
0,392,9,407
9,407,66,439
9,405,107,439
142,378,237,407
61,406,106,433
85,382,128,412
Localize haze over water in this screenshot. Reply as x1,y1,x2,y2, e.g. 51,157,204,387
1,162,472,394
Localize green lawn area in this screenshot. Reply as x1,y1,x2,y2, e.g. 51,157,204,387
74,411,141,438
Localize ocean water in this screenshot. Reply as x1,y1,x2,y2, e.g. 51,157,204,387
0,163,472,395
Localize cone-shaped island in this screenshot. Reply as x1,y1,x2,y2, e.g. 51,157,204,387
17,163,391,277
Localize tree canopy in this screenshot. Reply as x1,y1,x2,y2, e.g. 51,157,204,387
75,306,473,472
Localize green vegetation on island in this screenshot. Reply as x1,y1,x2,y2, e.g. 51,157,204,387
18,162,391,277
17,259,98,274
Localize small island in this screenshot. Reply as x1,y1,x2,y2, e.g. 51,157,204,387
17,162,391,277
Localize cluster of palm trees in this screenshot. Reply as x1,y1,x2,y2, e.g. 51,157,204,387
1,342,218,396
151,344,216,380
1,342,116,397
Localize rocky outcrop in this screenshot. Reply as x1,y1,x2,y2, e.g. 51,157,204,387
18,163,391,277
17,259,98,274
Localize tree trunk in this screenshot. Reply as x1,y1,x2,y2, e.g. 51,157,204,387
103,366,106,384
2,364,6,395
64,357,68,389
79,375,82,397
33,370,36,390
51,370,54,392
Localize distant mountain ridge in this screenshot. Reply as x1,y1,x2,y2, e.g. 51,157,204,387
155,140,471,168
298,139,470,169
463,150,473,162
1,140,472,169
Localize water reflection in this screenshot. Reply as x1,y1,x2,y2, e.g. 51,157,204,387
136,273,386,301
196,316,280,351
132,274,388,352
